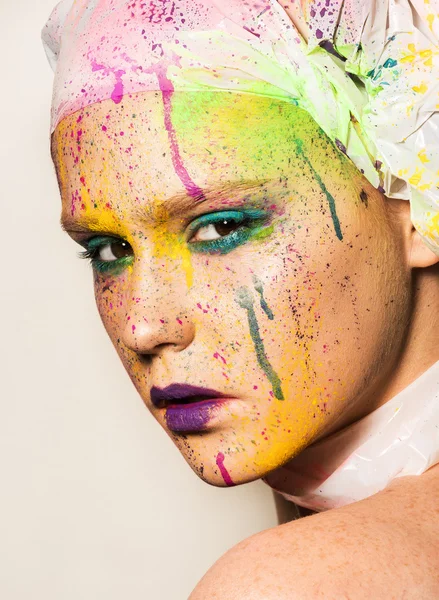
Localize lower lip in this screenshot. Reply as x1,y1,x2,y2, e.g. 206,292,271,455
165,398,232,433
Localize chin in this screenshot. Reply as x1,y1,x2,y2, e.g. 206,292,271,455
191,460,267,489
170,433,302,489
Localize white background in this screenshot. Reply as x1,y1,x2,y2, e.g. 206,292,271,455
0,2,277,598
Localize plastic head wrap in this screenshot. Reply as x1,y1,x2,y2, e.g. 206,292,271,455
42,0,439,255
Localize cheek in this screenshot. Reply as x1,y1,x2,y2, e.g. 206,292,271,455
93,273,157,397
258,220,405,429
238,249,329,454
93,274,132,356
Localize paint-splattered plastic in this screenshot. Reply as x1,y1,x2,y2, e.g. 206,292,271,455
42,0,439,255
263,361,439,511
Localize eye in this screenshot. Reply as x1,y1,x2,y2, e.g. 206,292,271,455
79,236,134,274
190,217,243,242
186,209,273,255
97,240,132,261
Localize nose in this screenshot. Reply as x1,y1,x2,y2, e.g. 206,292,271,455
120,260,196,357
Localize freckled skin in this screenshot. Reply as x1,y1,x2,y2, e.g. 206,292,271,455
53,92,411,487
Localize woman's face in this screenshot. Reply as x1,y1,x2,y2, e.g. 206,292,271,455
54,92,410,486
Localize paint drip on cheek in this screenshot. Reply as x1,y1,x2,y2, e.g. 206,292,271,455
235,286,284,400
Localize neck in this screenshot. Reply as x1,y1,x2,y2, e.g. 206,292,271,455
373,262,439,409
320,263,439,441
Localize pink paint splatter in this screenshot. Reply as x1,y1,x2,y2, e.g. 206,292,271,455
213,352,227,365
197,302,209,313
91,60,125,104
145,62,204,199
111,76,125,103
243,25,261,38
216,452,235,487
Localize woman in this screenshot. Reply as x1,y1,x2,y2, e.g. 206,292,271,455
43,1,439,597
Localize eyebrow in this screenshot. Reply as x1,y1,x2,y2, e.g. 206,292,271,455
61,179,270,234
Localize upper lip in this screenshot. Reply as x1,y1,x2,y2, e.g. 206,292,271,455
150,384,228,408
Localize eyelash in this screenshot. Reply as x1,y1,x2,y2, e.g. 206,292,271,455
79,242,133,275
79,209,272,275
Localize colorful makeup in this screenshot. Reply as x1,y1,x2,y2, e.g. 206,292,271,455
150,384,228,407
187,208,274,255
165,399,229,433
79,235,134,274
79,206,275,275
150,384,237,433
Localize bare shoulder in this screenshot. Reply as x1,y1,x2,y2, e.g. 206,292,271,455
189,469,439,600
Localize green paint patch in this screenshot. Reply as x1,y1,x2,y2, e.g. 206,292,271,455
252,223,274,241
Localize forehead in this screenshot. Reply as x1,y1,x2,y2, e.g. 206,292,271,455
53,92,340,221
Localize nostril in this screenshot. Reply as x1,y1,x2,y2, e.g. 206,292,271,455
136,343,177,361
138,353,153,366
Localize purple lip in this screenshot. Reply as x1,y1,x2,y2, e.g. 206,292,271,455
165,399,228,433
150,384,227,408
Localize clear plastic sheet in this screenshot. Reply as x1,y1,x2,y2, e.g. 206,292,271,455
263,361,439,511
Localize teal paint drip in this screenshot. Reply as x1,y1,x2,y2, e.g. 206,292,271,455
253,275,274,320
236,287,284,400
295,139,343,241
